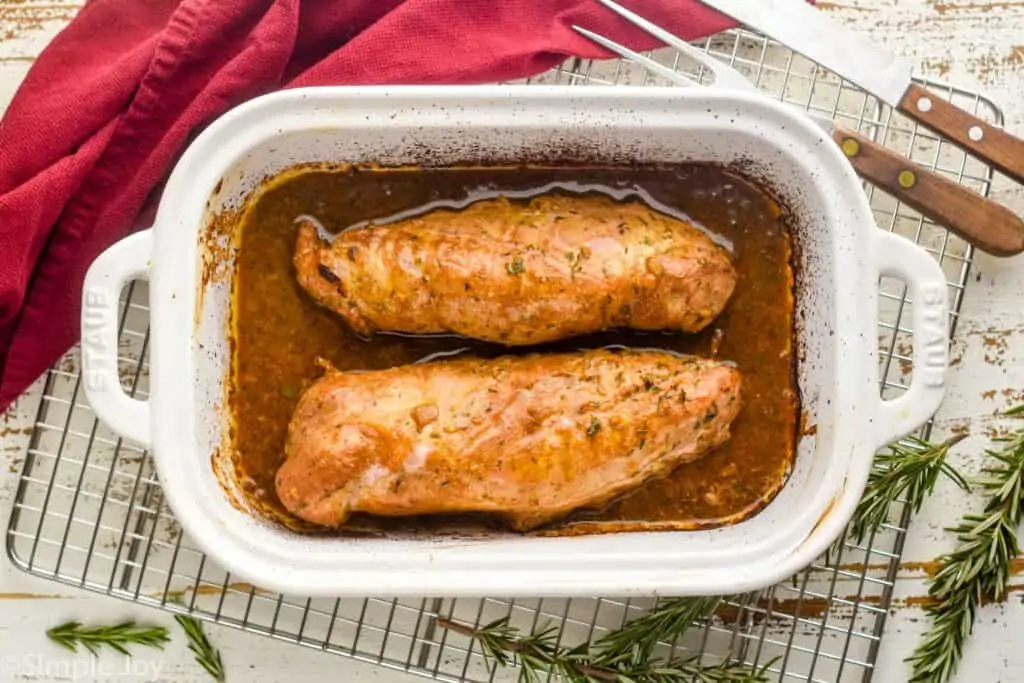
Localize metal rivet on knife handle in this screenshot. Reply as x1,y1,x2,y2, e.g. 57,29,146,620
898,83,1024,188
832,126,1024,257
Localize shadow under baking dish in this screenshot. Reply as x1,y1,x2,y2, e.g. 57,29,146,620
224,163,799,538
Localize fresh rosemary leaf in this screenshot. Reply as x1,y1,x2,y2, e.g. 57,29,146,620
438,596,772,683
46,620,170,657
592,595,722,664
847,434,968,546
906,406,1024,683
175,613,227,682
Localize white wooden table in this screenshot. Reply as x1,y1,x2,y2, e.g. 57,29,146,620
3,1,1024,681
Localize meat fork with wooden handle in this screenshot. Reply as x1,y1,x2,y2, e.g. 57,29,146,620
574,0,1024,257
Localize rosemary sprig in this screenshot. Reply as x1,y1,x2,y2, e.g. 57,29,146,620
46,620,171,656
906,405,1024,683
175,613,227,682
439,596,774,683
848,434,969,545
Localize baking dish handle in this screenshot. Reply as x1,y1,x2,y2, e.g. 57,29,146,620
80,229,153,448
871,230,950,447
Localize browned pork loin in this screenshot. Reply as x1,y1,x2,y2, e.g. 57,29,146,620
294,194,737,345
274,348,742,531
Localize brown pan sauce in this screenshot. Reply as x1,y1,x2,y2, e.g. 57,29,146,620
229,164,798,535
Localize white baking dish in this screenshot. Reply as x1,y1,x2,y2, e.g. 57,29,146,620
79,85,950,598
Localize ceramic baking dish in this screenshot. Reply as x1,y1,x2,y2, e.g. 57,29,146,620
79,85,950,598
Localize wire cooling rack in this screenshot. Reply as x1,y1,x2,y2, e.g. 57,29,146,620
5,26,998,683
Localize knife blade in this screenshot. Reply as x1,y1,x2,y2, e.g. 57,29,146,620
699,0,1024,188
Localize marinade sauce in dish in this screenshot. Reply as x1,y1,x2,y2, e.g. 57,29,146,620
228,164,799,536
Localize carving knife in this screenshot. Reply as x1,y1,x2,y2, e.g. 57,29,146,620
697,0,1024,188
577,0,1024,257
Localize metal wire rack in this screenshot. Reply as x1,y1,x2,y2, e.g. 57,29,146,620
4,26,998,683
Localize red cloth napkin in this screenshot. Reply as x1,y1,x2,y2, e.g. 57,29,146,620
0,0,737,411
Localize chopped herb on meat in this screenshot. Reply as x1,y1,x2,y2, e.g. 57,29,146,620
317,265,340,284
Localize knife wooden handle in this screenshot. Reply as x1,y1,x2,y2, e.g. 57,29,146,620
898,82,1024,187
832,126,1024,257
